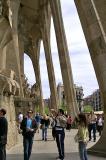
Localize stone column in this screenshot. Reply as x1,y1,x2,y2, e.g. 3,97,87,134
7,0,23,96
0,16,12,70
18,35,24,75
30,39,44,114
50,0,78,116
0,46,7,70
41,8,58,111
75,0,106,156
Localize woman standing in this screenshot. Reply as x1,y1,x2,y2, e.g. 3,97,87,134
40,114,50,141
75,114,88,160
51,109,67,160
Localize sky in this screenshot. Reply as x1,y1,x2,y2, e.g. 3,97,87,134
24,0,99,98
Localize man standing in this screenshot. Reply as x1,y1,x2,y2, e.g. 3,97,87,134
20,110,37,160
17,112,23,133
0,108,8,160
35,113,41,133
52,109,67,160
88,111,97,142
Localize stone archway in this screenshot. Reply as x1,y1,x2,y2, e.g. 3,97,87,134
0,1,106,155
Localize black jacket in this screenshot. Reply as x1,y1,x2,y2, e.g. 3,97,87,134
20,117,37,137
0,117,8,145
40,118,50,127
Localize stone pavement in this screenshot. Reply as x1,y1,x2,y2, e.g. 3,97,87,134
7,129,105,160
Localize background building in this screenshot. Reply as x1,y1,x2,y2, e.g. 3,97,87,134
57,83,84,112
84,89,103,111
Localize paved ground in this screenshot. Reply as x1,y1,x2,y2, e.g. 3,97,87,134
7,129,106,160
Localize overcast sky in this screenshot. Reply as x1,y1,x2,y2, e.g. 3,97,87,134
24,0,99,98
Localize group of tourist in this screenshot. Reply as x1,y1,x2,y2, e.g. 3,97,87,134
0,107,104,160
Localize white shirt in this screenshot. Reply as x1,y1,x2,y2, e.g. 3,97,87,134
18,114,23,123
98,118,103,126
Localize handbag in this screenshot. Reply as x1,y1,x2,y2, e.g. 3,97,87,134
40,124,45,129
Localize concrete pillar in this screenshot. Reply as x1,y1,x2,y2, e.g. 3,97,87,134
41,8,58,111
50,0,78,116
74,0,106,156
7,0,23,96
30,39,44,114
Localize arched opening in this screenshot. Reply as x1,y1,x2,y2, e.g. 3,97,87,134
24,53,35,85
39,41,50,99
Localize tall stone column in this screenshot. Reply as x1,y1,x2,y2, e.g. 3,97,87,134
0,16,12,70
50,0,78,116
7,0,23,96
0,46,7,70
18,35,24,75
41,8,58,111
75,0,106,156
30,39,44,114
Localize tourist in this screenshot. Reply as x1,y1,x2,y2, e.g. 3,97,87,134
18,112,23,123
20,110,37,160
35,112,41,133
17,112,23,133
97,114,104,136
0,108,8,160
66,115,72,131
74,113,88,160
88,111,97,142
52,109,67,160
50,113,56,140
40,114,50,141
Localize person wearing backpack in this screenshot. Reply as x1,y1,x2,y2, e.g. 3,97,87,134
52,109,67,160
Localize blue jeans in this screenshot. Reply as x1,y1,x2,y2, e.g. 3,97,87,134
88,123,96,141
23,136,34,160
42,127,48,140
79,141,88,160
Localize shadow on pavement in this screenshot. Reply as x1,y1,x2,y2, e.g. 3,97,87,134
7,152,79,160
7,152,106,160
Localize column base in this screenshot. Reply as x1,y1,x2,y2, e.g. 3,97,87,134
88,149,106,157
88,117,106,158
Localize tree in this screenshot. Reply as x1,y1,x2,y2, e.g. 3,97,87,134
83,105,93,113
44,106,49,115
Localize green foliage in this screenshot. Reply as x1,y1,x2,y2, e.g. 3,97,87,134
83,105,93,113
44,106,49,115
60,102,67,112
36,105,40,112
36,105,50,115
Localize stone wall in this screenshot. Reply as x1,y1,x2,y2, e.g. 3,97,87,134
14,97,36,117
0,95,18,149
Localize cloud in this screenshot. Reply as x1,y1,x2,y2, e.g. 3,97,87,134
24,0,98,98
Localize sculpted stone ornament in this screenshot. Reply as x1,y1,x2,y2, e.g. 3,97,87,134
0,69,20,96
30,83,40,99
21,74,31,98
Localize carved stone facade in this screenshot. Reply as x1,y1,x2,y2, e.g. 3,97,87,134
0,0,78,148
0,95,18,149
1,0,106,155
0,1,78,116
